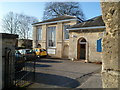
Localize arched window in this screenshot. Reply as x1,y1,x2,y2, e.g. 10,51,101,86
79,38,86,44
37,44,41,48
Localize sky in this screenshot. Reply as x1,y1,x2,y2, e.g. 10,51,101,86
0,2,102,33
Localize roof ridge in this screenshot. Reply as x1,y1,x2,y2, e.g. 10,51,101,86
63,14,77,18
32,15,78,25
85,15,102,22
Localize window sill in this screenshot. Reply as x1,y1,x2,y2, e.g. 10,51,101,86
47,47,56,49
64,39,69,40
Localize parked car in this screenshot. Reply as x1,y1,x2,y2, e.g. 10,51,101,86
15,50,25,71
33,48,48,58
18,49,36,61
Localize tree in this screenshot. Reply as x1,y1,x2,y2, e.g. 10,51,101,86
17,13,38,39
2,12,19,34
2,12,38,39
43,2,85,21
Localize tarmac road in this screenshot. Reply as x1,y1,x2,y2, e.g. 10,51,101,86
28,58,102,88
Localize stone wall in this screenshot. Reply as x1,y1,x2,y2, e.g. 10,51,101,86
62,41,69,58
69,29,104,62
18,39,32,49
33,20,77,58
101,2,120,88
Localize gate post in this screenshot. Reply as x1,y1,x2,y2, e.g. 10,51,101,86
101,2,120,88
0,33,2,90
0,33,18,89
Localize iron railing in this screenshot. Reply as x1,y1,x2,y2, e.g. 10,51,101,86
3,47,36,89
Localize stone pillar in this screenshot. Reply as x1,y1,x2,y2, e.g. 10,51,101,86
0,34,2,90
42,25,47,49
101,2,120,88
56,22,63,58
0,33,18,89
33,26,37,48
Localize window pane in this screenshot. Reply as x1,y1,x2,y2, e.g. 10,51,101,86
38,28,42,40
47,27,56,47
64,25,70,39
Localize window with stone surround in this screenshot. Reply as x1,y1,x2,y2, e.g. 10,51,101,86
47,26,56,47
64,25,70,40
37,27,42,40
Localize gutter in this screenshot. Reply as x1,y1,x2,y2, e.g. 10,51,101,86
67,26,106,31
32,19,78,26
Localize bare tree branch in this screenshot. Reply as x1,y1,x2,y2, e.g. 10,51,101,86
43,2,85,21
2,12,38,39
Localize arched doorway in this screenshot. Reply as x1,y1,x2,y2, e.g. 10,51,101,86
37,44,41,48
63,45,69,58
77,38,87,60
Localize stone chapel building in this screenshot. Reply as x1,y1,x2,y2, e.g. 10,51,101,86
32,15,105,62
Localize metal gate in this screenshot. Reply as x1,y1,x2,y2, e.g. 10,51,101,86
3,47,36,89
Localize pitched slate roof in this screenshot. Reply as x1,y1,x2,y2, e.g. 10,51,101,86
69,15,105,29
32,15,80,25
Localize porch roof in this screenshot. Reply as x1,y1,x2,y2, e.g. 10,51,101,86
67,15,105,31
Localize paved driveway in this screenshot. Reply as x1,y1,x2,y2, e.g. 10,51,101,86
28,58,101,88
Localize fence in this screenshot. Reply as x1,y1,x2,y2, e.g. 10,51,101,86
1,33,36,89
3,47,36,89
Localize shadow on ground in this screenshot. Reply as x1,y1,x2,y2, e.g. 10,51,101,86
16,71,80,88
25,62,51,68
36,59,63,63
34,72,80,88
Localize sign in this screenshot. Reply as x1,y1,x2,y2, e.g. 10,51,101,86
47,49,56,54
